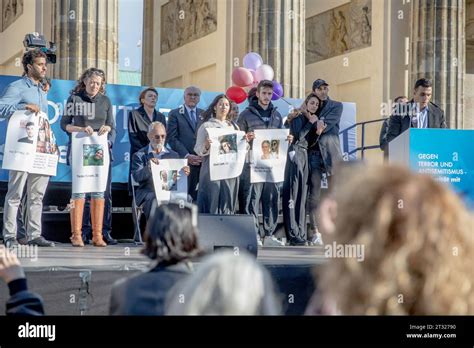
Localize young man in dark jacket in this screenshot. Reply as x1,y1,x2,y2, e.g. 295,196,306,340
237,80,292,247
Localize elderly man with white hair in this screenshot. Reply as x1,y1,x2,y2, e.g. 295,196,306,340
131,121,190,219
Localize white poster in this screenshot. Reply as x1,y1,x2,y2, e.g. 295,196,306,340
2,110,58,176
150,159,188,202
251,129,289,183
207,128,247,181
71,132,110,194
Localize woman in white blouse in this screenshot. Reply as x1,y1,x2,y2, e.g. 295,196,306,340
194,94,245,214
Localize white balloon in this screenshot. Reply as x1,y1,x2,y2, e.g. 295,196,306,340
255,64,274,82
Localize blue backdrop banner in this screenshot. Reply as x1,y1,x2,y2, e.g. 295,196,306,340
0,75,356,183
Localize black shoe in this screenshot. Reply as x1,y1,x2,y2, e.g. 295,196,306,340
103,232,117,245
28,237,55,247
4,238,18,248
17,237,29,245
289,238,307,246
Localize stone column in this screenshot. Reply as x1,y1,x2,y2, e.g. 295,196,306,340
410,0,465,129
247,0,305,99
51,0,119,84
141,0,154,86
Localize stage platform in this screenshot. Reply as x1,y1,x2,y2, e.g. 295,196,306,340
0,244,325,316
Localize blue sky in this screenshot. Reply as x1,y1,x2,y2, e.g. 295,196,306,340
118,0,143,72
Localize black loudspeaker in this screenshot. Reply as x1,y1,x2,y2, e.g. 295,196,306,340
197,214,258,257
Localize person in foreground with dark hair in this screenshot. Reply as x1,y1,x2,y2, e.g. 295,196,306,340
386,78,447,143
0,246,44,315
109,202,201,315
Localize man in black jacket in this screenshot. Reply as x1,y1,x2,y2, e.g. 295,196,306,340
237,80,292,247
307,79,344,246
166,86,204,202
386,78,447,144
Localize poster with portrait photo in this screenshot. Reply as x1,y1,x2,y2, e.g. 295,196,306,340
150,159,188,202
207,128,246,181
251,129,289,183
2,110,58,176
71,132,110,194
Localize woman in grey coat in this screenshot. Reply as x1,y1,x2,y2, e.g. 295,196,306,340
194,94,246,214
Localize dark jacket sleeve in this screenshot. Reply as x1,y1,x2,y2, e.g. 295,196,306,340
167,110,189,157
291,114,313,141
6,278,45,316
379,119,389,150
386,113,403,143
321,101,342,135
106,97,116,145
131,151,152,184
60,95,74,133
438,109,447,129
236,112,248,132
128,110,144,155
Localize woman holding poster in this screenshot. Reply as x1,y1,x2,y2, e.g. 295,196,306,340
194,94,245,214
60,68,115,247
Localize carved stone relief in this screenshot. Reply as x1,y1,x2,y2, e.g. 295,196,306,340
306,0,371,64
2,0,23,31
161,0,217,54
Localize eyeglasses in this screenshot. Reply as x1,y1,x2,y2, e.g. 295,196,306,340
154,134,166,139
186,93,200,97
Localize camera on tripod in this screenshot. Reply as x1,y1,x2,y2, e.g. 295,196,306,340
23,33,57,64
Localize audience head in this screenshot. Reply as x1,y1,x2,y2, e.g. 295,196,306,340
247,87,258,102
315,164,474,315
139,87,159,109
413,78,432,110
312,79,329,101
142,202,200,264
166,251,281,315
184,86,201,108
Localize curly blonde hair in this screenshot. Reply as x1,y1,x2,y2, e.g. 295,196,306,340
316,164,474,315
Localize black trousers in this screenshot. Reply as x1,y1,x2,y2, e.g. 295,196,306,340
188,164,201,203
307,150,329,234
282,150,309,241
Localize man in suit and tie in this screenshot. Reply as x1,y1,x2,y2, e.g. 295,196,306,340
167,86,204,202
386,78,447,144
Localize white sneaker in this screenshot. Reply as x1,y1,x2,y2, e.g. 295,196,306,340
310,232,324,246
257,237,263,247
263,236,285,247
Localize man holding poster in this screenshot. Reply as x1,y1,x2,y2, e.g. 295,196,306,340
132,122,190,219
0,49,55,247
237,80,293,247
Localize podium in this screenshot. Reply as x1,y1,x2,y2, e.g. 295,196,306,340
389,128,474,209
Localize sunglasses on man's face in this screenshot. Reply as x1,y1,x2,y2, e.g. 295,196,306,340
154,134,166,139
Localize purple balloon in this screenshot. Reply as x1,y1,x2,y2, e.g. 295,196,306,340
272,81,283,100
243,52,263,71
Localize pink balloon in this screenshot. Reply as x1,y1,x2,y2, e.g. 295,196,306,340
231,67,254,87
255,64,274,82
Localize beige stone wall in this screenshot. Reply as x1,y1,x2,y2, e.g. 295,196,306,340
149,0,249,93
305,0,411,163
0,0,54,77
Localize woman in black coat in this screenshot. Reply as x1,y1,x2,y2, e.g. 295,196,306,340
283,93,326,246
